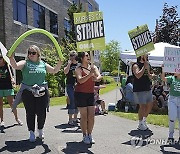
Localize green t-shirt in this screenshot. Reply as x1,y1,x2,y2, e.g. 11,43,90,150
22,60,47,86
166,76,180,97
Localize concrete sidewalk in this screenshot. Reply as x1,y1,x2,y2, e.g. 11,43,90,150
0,88,180,154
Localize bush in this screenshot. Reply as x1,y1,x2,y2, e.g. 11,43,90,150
102,76,115,84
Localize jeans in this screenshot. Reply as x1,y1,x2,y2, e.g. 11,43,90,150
66,84,78,115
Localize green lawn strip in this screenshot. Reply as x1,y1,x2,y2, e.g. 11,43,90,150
112,111,178,129
4,82,118,108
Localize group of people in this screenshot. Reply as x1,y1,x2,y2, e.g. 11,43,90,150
0,46,104,144
1,45,180,145
131,54,180,143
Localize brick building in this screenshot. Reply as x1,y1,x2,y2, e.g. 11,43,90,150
0,0,99,83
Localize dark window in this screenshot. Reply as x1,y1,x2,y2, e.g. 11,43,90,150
33,2,45,29
64,19,70,32
50,11,58,35
88,2,93,12
13,0,27,24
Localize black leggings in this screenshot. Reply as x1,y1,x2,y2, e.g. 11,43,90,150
22,89,48,132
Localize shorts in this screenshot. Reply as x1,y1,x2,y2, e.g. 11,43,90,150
133,90,153,104
0,89,14,97
74,92,94,107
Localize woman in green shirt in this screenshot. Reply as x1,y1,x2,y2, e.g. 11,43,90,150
9,45,62,142
161,69,180,143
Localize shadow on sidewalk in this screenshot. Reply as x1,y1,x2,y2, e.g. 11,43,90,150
0,139,51,153
55,124,82,133
160,143,180,154
122,129,153,147
0,124,19,133
62,141,93,154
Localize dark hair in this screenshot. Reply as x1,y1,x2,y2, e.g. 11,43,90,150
137,56,141,63
76,51,90,63
125,75,134,85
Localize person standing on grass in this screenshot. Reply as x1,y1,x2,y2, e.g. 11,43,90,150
9,45,63,142
0,52,23,127
64,50,78,126
132,54,154,131
161,67,180,143
74,51,102,144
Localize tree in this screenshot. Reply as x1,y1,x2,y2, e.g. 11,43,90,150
153,3,180,46
61,2,82,53
100,40,121,73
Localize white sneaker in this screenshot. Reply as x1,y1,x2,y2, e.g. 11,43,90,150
29,131,36,142
83,135,90,144
0,121,5,127
88,134,95,144
143,120,149,130
138,122,148,131
38,129,44,139
16,119,23,126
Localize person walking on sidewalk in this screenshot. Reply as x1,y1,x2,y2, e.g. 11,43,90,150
161,67,180,143
9,45,63,142
74,51,102,144
0,53,23,127
132,55,154,130
64,50,78,125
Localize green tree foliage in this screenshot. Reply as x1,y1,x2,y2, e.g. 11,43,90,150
100,40,121,72
154,3,180,46
61,2,82,53
42,46,66,97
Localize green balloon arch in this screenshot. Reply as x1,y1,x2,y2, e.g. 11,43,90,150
7,28,64,60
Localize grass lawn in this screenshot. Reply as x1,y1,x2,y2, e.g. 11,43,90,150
112,111,178,129
3,82,118,108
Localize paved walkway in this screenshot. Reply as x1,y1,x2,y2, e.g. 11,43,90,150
0,88,180,154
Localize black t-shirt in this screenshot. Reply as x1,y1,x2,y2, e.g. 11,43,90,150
66,63,77,85
0,64,13,89
132,62,151,92
152,85,163,97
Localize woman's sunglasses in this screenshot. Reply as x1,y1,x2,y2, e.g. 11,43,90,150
28,51,37,55
0,57,3,59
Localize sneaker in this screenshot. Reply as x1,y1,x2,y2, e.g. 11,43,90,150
73,119,80,123
142,120,149,130
83,135,90,144
0,121,5,127
29,131,36,142
38,129,44,139
88,134,95,144
16,119,23,126
138,123,148,131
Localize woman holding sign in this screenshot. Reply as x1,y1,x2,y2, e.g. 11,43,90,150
132,54,154,131
161,68,180,143
74,51,102,144
9,45,63,142
0,52,23,127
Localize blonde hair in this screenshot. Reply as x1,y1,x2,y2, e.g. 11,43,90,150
27,45,41,61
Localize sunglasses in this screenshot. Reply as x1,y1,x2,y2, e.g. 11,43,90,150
0,57,3,59
28,51,37,55
70,54,75,57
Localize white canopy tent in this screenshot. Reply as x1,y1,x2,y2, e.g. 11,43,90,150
120,42,180,67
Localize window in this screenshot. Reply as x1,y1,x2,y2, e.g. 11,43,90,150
13,0,27,24
64,19,70,32
50,11,58,35
88,2,93,12
33,2,45,29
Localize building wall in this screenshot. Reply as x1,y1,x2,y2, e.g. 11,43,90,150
0,0,5,45
2,0,99,57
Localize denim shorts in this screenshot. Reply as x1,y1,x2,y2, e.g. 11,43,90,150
0,89,14,97
133,90,153,104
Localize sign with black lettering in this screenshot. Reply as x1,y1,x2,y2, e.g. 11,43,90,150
128,24,154,57
73,11,105,51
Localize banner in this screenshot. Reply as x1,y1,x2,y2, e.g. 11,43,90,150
128,24,154,57
0,42,10,65
163,47,180,73
73,11,105,51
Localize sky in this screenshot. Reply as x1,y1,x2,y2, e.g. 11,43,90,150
96,0,180,51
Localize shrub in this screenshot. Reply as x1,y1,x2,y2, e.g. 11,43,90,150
102,76,115,84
